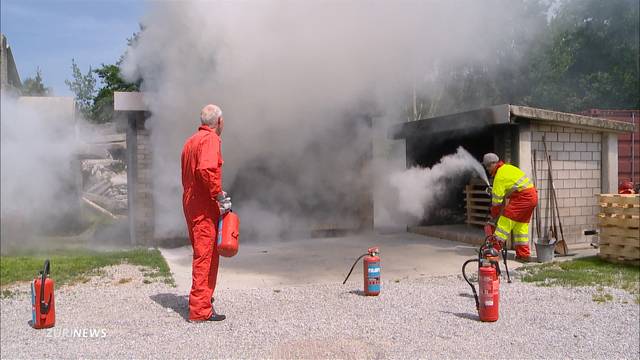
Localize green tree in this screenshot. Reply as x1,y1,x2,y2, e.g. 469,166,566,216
21,68,51,96
524,0,639,111
90,29,142,123
409,0,551,118
91,64,140,123
65,59,96,121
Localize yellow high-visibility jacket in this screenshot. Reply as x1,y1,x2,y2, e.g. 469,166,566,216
491,164,534,207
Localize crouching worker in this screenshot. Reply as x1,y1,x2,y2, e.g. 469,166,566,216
483,153,538,262
181,104,232,322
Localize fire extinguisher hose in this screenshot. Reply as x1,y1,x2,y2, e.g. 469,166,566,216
501,247,512,283
462,258,480,310
342,254,368,284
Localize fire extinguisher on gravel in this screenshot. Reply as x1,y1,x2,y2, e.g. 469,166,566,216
31,259,55,329
462,226,511,322
342,247,381,296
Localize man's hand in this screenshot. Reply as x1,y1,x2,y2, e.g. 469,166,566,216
216,192,232,215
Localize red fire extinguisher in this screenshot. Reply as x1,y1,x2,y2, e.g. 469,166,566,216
217,210,240,257
462,233,511,322
31,259,55,329
342,247,380,296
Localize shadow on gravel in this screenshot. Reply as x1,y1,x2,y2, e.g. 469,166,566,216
458,292,474,298
150,293,190,321
347,290,367,296
440,311,480,322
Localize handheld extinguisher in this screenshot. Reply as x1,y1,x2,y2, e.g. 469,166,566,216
30,259,55,329
217,210,240,257
461,234,511,322
342,247,380,296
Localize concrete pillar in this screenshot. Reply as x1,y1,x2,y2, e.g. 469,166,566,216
517,123,533,177
601,133,618,194
115,92,154,246
518,122,535,247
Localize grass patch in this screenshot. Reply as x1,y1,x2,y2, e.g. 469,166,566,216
521,256,640,302
0,248,174,290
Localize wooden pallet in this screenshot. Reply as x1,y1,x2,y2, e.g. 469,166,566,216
597,215,640,228
598,254,640,266
599,244,640,259
599,194,640,206
597,194,640,263
464,182,490,227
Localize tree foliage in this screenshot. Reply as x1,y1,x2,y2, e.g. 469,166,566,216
91,64,139,123
411,0,638,119
90,28,142,123
65,59,96,120
524,0,640,111
65,29,141,123
21,68,51,96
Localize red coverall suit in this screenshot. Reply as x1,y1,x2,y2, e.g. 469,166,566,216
181,125,223,321
490,162,538,259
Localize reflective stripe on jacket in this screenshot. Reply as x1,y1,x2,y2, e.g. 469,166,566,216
491,164,534,207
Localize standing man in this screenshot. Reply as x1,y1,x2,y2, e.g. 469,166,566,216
181,104,232,322
483,153,538,262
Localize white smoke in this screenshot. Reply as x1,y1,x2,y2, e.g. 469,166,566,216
389,146,487,221
120,1,544,239
0,94,82,248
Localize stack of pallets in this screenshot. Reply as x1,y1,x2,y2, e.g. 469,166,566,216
597,194,640,265
464,179,491,227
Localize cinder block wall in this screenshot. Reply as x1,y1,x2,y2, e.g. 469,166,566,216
531,125,601,245
126,113,155,246
135,127,154,245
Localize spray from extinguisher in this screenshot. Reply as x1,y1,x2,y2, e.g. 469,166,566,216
342,247,380,296
461,230,511,322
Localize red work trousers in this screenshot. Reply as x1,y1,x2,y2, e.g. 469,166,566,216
504,187,538,259
186,213,220,321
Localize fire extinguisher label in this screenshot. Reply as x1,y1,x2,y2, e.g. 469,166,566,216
367,262,381,293
30,282,36,326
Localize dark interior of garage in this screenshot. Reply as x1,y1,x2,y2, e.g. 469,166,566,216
401,123,517,226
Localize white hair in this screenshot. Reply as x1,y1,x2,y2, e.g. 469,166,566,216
200,104,222,126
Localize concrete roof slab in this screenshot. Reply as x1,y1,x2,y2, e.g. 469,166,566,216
114,91,147,111
390,104,635,139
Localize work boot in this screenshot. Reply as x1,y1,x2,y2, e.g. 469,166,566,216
207,312,226,322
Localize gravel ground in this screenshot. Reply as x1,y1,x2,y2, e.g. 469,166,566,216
1,265,638,359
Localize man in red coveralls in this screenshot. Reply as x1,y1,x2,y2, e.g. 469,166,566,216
181,104,231,322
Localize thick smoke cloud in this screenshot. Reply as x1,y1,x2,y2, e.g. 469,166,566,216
121,0,543,239
0,95,81,249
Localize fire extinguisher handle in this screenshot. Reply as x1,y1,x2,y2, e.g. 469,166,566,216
40,259,51,314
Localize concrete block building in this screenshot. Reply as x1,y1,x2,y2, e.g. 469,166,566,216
391,104,635,247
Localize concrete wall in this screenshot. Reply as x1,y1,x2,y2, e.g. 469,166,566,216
126,112,154,246
531,124,603,245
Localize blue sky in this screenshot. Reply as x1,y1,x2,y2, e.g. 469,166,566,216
1,0,146,96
